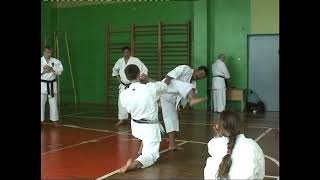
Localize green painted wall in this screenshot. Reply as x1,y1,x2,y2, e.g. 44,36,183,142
251,0,279,34
193,0,208,110
56,2,193,103
41,2,57,50
209,0,250,89
41,0,278,110
209,0,251,111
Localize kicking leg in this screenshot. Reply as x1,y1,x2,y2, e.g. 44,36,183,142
166,79,207,106
186,89,207,106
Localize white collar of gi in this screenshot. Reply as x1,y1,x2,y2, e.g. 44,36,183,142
130,80,140,84
123,56,132,62
188,68,195,83
217,59,224,63
128,81,141,88
42,56,52,63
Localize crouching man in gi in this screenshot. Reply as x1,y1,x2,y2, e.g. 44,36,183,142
118,64,205,173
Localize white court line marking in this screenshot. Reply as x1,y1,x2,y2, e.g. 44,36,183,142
62,124,109,132
120,139,141,141
96,141,189,180
64,115,279,129
264,175,279,179
43,123,131,134
265,155,280,167
255,128,273,142
42,133,119,155
179,121,278,129
63,115,116,120
60,112,84,117
254,128,280,167
183,140,207,145
62,124,131,134
47,144,63,148
159,141,189,154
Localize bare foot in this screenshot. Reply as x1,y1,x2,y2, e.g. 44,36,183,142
189,98,207,106
168,145,184,151
119,159,133,173
53,121,59,126
116,120,125,126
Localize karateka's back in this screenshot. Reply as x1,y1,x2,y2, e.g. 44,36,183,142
119,81,167,121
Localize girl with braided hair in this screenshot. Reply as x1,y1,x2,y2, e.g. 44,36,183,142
204,111,265,180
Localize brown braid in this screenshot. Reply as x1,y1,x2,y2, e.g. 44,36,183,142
215,111,240,180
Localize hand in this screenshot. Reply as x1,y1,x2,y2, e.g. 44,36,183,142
177,105,183,112
43,65,49,70
43,65,50,73
44,65,52,71
139,73,149,84
140,73,148,80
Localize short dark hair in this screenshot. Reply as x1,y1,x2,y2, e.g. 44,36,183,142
122,46,131,52
124,64,140,81
198,66,209,77
44,45,52,50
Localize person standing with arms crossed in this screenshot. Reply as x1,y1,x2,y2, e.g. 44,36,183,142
112,46,148,126
41,46,64,126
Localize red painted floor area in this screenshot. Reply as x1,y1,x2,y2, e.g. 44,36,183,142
41,125,169,180
41,125,114,153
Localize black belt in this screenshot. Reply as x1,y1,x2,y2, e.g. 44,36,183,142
132,119,158,124
213,75,225,79
120,81,131,89
41,79,57,97
213,75,228,88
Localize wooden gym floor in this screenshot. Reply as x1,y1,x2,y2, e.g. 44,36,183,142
41,104,279,180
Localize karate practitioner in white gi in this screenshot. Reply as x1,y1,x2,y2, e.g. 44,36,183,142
41,46,64,125
204,111,265,180
212,53,230,113
118,64,170,173
112,46,148,126
118,64,203,173
160,65,208,151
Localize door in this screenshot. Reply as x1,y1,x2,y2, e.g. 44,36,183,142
248,35,279,111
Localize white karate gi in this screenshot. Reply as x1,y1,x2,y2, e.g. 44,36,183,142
204,134,265,180
41,56,64,122
112,56,148,120
160,65,196,133
119,81,168,168
212,59,230,112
